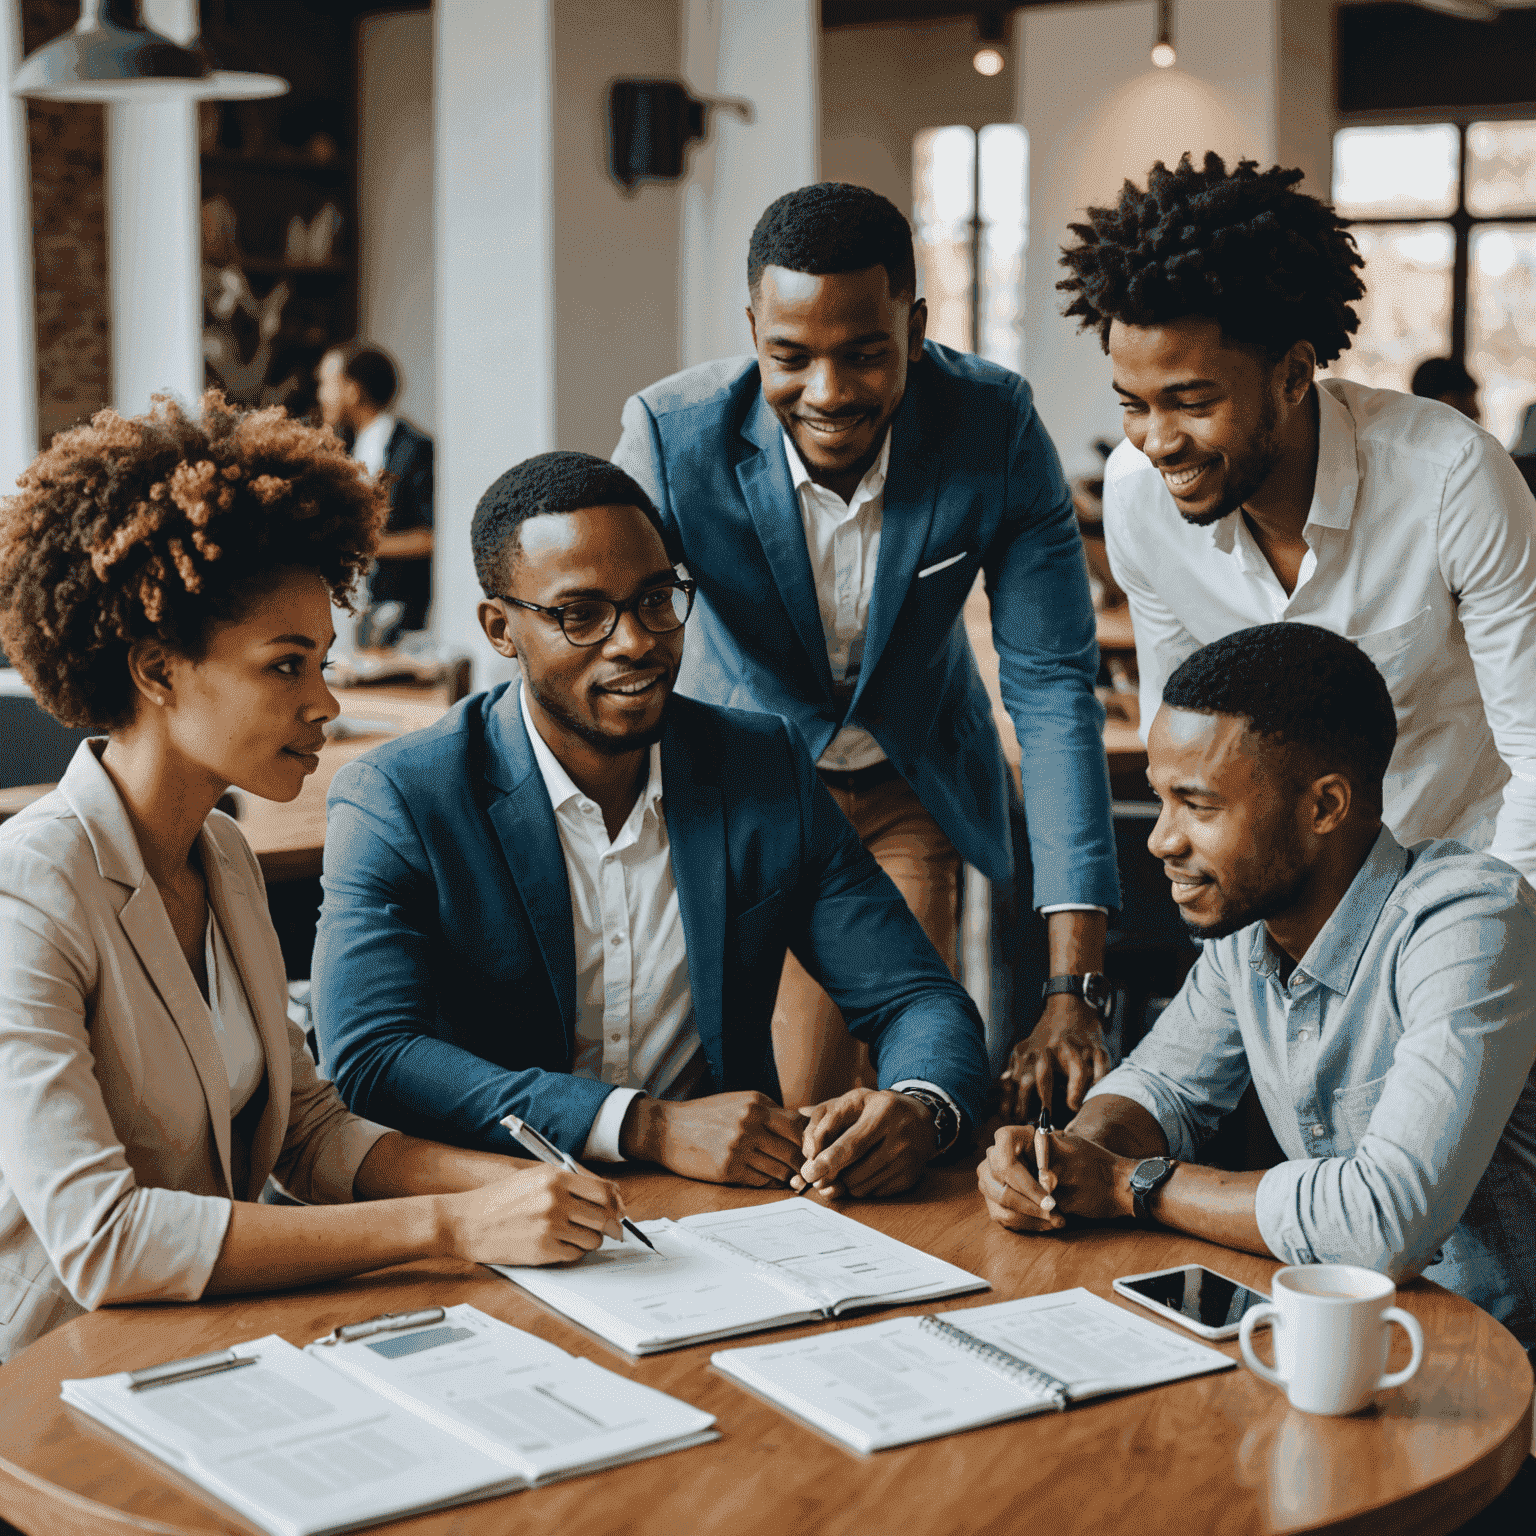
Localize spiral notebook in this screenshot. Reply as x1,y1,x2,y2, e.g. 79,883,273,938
710,1287,1234,1453
490,1197,986,1355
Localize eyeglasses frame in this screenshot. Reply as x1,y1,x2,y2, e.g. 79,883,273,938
491,577,697,648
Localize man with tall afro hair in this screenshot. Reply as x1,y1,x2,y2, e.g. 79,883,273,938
1061,151,1536,883
615,181,1120,1127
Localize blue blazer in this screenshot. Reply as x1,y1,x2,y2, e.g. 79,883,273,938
613,341,1119,906
310,686,990,1157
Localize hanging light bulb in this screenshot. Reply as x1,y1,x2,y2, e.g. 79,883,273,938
973,11,1006,79
12,0,286,102
1151,0,1176,68
973,47,1005,77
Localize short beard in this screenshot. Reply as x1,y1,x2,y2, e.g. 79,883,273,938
1178,391,1284,529
523,667,670,757
1180,859,1310,942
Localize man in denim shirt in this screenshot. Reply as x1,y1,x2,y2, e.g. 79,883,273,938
979,623,1536,1354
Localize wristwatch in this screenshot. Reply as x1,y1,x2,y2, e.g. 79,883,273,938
1128,1156,1178,1222
1042,972,1114,1022
898,1088,961,1156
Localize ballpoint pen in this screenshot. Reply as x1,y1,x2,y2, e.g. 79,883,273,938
499,1114,657,1251
1035,1101,1056,1214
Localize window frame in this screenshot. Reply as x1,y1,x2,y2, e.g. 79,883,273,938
1336,110,1536,369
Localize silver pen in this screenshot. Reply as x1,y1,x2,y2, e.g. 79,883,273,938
499,1113,656,1251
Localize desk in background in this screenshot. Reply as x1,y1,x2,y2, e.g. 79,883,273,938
0,1164,1527,1536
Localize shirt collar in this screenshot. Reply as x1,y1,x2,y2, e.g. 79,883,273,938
1248,825,1408,995
780,426,891,509
352,412,397,466
518,682,664,823
1207,383,1358,555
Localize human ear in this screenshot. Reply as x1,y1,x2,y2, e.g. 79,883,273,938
746,304,759,352
126,639,177,709
477,599,518,660
1280,341,1316,405
1307,772,1352,837
908,297,928,359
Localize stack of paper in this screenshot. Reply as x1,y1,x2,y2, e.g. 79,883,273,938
62,1304,715,1536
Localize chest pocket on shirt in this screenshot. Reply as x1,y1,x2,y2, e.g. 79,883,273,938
1332,1071,1391,1148
1347,608,1430,698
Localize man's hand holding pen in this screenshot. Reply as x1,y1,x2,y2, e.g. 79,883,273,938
978,1119,1137,1232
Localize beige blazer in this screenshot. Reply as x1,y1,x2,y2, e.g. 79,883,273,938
0,741,389,1360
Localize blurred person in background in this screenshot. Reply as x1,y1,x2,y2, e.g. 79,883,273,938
317,342,434,638
1410,356,1481,424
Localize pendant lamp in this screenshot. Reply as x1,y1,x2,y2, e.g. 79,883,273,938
13,0,286,103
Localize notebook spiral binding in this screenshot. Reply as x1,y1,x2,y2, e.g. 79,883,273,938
918,1314,1072,1411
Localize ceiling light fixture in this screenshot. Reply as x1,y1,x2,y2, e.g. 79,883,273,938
973,10,1006,78
12,0,286,103
1151,0,1176,68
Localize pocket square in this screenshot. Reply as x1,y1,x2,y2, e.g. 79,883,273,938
918,551,968,578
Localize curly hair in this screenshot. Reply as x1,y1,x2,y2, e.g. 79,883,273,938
471,451,676,598
0,390,386,728
1163,623,1397,811
1057,152,1365,363
748,182,916,301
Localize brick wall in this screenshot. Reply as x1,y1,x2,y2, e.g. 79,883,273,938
23,0,111,447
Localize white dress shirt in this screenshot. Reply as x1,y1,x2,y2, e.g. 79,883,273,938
1104,378,1536,881
783,428,890,772
520,687,700,1162
351,412,397,477
519,687,963,1156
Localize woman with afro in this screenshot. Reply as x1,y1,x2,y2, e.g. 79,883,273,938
0,392,625,1359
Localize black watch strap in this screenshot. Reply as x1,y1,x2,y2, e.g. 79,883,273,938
899,1088,960,1156
1042,972,1113,1020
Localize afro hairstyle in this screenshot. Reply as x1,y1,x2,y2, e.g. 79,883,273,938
1162,622,1397,811
470,451,677,598
0,390,385,729
747,182,917,301
1057,152,1365,363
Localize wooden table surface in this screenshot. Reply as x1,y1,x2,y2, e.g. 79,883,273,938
0,1164,1527,1536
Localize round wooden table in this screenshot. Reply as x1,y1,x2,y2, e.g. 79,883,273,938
0,1165,1528,1536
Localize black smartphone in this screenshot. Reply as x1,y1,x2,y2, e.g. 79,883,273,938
1113,1264,1272,1340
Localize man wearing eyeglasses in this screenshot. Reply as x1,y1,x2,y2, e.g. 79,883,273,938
310,453,989,1196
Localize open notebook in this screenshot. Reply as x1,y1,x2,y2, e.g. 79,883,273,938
491,1196,987,1355
61,1304,715,1536
711,1288,1234,1453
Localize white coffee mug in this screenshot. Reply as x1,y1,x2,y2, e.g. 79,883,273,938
1238,1264,1424,1416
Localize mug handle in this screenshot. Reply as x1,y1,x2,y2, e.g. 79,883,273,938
1376,1307,1425,1390
1239,1304,1285,1387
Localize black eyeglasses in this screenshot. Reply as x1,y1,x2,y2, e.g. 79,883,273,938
494,579,696,647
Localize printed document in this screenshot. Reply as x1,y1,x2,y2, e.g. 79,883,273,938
491,1196,987,1355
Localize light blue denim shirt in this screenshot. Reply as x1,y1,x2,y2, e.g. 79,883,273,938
1086,828,1536,1346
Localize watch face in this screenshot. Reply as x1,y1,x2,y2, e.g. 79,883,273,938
1133,1157,1173,1189
1083,973,1113,1013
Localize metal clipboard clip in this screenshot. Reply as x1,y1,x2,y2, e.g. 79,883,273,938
127,1349,259,1392
317,1306,447,1346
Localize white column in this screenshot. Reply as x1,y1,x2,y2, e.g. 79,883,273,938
435,0,556,680
680,0,820,368
105,0,202,415
0,0,36,487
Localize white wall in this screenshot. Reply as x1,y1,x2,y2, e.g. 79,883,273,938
435,0,556,680
680,0,820,367
551,0,682,455
359,10,436,433
1018,0,1279,477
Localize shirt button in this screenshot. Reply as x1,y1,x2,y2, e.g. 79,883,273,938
610,1033,621,1043
611,934,622,947
1310,1124,1326,1138
1295,1030,1310,1041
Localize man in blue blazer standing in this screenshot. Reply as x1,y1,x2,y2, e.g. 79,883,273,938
613,183,1119,1119
311,452,989,1196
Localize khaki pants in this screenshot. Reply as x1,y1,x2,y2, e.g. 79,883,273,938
771,770,962,1108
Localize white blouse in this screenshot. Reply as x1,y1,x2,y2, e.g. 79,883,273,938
204,909,266,1115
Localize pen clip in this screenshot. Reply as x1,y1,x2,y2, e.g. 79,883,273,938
317,1307,447,1346
127,1349,258,1391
